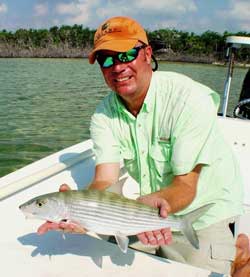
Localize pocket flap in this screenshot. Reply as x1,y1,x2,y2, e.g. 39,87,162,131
150,143,171,161
211,243,235,261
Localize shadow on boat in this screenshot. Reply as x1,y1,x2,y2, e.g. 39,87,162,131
59,152,95,190
17,231,135,268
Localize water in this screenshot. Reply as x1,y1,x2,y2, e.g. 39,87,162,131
0,58,248,177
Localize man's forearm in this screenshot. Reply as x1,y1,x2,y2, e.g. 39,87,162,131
88,180,114,190
153,165,201,213
154,180,197,214
88,163,120,190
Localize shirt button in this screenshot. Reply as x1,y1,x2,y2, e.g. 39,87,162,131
143,174,146,178
141,150,145,155
138,124,141,128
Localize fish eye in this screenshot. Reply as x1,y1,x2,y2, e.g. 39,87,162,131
36,199,46,207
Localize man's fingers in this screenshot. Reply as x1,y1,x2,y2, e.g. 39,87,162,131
160,228,172,244
235,234,250,251
136,195,170,218
137,228,172,246
59,222,86,234
137,232,149,244
37,220,86,235
37,222,59,235
139,231,158,245
152,230,165,245
152,229,172,245
59,184,71,192
159,203,169,218
145,231,158,245
232,234,250,275
156,198,171,217
235,234,250,265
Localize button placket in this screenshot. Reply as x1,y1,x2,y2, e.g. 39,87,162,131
135,115,150,187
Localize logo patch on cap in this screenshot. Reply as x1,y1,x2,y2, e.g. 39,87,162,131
95,21,122,42
101,22,109,31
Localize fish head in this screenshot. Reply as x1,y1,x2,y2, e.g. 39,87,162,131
19,192,68,223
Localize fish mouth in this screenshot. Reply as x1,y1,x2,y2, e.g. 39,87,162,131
21,211,37,219
19,205,38,219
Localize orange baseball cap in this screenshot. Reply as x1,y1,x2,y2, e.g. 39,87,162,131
88,16,149,64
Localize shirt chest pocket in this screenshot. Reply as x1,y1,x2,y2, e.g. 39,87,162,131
149,141,172,177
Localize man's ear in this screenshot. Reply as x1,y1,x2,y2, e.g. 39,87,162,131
145,45,153,64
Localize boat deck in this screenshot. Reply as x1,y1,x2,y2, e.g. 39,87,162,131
1,117,250,276
1,173,214,277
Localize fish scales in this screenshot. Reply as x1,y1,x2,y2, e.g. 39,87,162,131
68,191,156,212
68,191,168,222
68,192,176,226
68,202,171,234
70,198,164,223
70,207,171,227
68,191,165,218
68,194,178,232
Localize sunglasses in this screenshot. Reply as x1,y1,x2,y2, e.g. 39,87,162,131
96,45,147,68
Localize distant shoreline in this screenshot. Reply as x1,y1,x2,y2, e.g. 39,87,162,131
0,44,91,59
0,45,250,67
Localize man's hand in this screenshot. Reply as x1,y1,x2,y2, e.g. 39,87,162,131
37,184,87,235
136,194,172,246
231,233,250,277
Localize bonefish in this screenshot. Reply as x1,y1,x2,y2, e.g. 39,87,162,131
19,189,213,253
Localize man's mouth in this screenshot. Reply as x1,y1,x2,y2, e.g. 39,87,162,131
115,76,130,82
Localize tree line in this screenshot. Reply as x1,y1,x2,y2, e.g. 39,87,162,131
0,24,250,63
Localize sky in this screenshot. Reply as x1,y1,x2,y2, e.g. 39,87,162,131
0,0,250,34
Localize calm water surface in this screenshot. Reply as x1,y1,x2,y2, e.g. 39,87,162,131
0,58,248,177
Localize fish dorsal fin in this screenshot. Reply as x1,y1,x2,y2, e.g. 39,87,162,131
114,233,129,253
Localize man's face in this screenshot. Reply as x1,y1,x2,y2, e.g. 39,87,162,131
97,44,152,100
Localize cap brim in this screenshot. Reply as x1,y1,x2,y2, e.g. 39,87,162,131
88,39,138,64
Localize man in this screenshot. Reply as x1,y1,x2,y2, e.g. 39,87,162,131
39,16,243,274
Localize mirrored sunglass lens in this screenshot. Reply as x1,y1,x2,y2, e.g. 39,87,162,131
97,55,113,68
127,48,138,57
97,47,141,68
118,48,138,62
102,56,114,68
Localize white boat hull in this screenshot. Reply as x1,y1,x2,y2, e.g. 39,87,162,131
1,116,250,276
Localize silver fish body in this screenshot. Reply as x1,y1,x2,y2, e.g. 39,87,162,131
19,189,213,253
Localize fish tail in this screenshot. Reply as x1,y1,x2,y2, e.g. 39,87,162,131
180,203,214,249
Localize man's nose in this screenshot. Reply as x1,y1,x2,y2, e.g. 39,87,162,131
112,59,127,72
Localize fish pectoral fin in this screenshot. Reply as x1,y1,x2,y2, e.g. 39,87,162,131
114,233,129,253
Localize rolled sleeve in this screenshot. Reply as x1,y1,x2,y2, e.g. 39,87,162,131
90,104,120,165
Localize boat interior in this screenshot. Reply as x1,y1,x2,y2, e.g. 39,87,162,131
1,36,250,276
